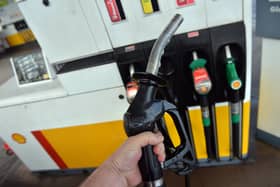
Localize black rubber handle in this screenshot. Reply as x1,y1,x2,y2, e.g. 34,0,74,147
139,145,163,183
204,126,215,159
232,122,240,157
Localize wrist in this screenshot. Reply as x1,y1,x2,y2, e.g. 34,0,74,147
80,160,127,187
102,159,128,186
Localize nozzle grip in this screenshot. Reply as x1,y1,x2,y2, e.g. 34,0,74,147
139,145,164,185
161,101,195,175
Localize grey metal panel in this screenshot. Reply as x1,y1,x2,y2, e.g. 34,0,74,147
256,0,280,39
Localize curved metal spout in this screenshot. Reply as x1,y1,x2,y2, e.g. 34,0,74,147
146,14,184,75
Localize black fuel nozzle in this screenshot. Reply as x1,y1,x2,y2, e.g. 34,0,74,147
124,14,195,187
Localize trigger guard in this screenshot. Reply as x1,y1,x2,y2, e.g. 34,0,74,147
161,100,196,175
163,147,195,175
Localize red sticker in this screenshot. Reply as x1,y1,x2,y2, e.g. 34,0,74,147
105,0,121,22
177,0,188,6
193,68,209,85
187,31,199,38
187,0,195,4
177,0,195,6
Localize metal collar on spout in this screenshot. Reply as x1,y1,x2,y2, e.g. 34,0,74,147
146,14,184,75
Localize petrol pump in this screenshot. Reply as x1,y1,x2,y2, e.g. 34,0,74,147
0,0,253,180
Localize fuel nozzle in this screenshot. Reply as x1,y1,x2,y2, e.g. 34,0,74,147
189,52,214,158
189,51,212,95
225,45,242,91
124,14,185,187
224,45,242,158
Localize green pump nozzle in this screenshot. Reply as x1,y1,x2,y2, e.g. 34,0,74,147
225,45,243,158
225,45,242,124
225,45,242,90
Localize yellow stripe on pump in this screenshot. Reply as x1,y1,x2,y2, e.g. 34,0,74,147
188,108,208,160
40,120,127,168
215,103,231,160
242,101,250,158
35,117,186,169
141,0,154,14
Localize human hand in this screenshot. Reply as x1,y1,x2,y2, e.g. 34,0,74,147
107,131,165,186
80,132,165,187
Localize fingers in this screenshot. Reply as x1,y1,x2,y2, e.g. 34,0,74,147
129,131,164,148
153,143,166,162
128,132,166,163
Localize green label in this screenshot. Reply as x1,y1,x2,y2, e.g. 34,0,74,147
232,114,240,124
203,117,211,127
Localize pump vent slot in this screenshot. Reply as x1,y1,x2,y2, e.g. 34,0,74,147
151,0,160,12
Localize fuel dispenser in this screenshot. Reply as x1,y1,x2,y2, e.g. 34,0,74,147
0,0,253,182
